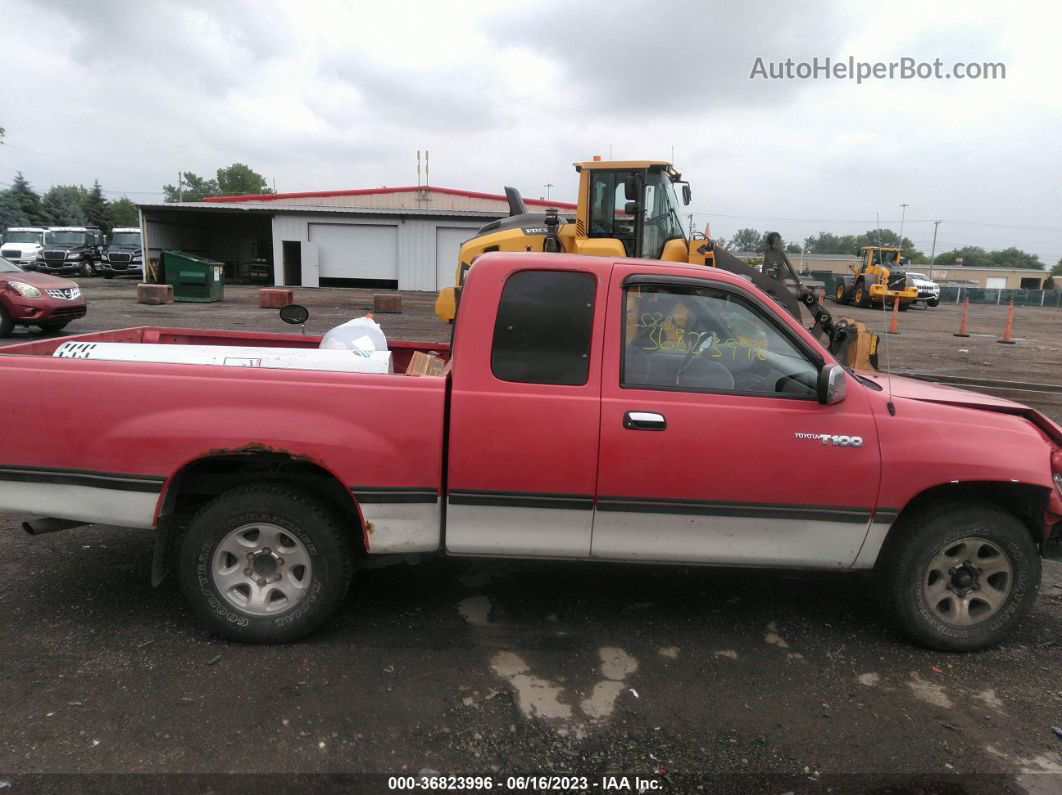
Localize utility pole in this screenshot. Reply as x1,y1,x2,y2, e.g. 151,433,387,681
544,183,554,201
178,172,183,202
898,203,908,241
929,220,941,268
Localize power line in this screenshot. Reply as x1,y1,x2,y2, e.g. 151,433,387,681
0,142,172,177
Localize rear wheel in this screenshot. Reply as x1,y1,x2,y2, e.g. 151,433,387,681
878,502,1040,651
0,303,13,336
834,282,848,305
178,483,355,643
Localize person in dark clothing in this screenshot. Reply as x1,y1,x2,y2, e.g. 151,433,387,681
761,231,792,281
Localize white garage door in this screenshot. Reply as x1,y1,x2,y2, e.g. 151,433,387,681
436,227,481,290
985,277,1007,289
309,223,398,281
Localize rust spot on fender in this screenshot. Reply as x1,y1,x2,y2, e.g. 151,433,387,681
201,442,320,465
364,521,375,535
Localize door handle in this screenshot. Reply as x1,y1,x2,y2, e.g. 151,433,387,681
624,411,667,431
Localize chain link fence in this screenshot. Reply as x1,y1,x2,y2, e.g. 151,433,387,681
938,287,1062,307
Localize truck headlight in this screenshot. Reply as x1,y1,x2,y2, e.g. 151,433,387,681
8,281,42,298
66,252,79,260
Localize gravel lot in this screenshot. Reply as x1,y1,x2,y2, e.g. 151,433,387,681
1,278,1060,792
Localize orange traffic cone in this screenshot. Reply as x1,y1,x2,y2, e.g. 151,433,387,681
997,300,1016,344
887,296,900,334
954,297,970,337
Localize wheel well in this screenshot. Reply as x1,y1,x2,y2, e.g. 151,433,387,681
885,481,1049,555
153,452,364,585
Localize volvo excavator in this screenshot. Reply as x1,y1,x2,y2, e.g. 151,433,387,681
435,158,879,370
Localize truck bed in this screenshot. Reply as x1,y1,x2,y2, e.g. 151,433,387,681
0,325,450,373
0,327,449,546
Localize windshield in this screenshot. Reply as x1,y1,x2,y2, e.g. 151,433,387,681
0,257,23,273
639,170,687,259
110,232,141,247
4,231,43,244
49,231,89,246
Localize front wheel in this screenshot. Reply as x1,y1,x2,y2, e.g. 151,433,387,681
80,260,96,277
878,502,1040,651
927,297,939,308
178,484,355,643
834,282,849,305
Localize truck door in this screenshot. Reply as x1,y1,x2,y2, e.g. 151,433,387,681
592,269,882,568
446,267,606,557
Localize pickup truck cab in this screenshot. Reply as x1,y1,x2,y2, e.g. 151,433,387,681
37,226,103,277
99,227,144,278
1,252,1060,649
1,226,50,270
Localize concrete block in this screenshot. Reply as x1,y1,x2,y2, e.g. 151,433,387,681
373,293,402,314
137,283,173,305
259,288,294,308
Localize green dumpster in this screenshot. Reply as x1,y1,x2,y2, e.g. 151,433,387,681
163,250,224,303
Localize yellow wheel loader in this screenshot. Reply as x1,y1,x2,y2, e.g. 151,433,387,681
436,159,879,370
834,246,919,310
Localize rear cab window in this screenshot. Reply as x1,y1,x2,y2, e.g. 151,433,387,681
491,270,596,385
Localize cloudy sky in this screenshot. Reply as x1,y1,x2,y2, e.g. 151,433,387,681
3,0,1060,264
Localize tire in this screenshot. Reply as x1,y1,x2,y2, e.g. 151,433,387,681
927,298,939,308
178,483,355,644
854,282,870,308
80,260,96,277
834,282,848,305
898,301,910,312
0,303,13,337
102,273,114,280
36,320,70,332
878,501,1040,651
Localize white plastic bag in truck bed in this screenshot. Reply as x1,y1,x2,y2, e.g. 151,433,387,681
53,341,393,374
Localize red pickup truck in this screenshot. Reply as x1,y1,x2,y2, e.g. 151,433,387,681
2,253,1060,650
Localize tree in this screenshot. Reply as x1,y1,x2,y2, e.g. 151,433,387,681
215,162,272,196
988,247,1042,270
784,242,802,254
932,246,991,267
42,185,88,226
7,172,46,225
0,189,27,229
804,231,858,255
729,227,765,252
1045,260,1062,289
162,163,272,201
81,180,113,233
163,171,219,202
109,197,138,227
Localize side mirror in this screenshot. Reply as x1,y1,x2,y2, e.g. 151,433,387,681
817,363,847,405
623,175,639,201
624,200,639,215
681,183,691,205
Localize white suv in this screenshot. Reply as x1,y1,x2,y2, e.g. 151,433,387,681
907,272,940,307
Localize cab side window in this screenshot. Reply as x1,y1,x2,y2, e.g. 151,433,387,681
492,270,596,386
622,284,819,397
